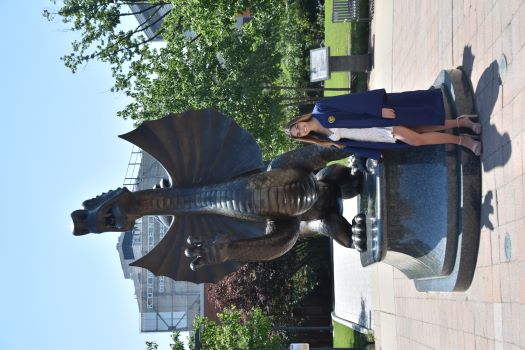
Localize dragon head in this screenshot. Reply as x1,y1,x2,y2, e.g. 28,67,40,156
71,187,137,235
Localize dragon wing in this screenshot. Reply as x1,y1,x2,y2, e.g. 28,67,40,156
130,214,266,283
119,109,264,186
121,110,267,282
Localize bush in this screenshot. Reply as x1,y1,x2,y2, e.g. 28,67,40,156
207,236,331,325
190,307,283,350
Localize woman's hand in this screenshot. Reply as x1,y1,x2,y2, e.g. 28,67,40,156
382,108,396,118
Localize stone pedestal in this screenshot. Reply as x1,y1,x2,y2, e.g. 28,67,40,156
358,68,481,292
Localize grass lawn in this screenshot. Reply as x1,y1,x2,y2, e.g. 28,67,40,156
323,0,370,94
323,0,352,94
333,319,373,349
324,1,374,348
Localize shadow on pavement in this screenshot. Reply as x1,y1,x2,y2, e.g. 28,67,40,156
461,45,511,170
358,297,369,328
461,46,511,233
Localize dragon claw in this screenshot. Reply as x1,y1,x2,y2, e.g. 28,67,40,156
190,257,205,271
184,244,202,258
185,236,231,268
187,235,204,245
351,213,367,252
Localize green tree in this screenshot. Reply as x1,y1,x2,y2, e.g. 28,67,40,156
206,236,329,324
146,331,185,350
190,307,283,350
45,0,318,158
146,308,283,350
43,0,171,75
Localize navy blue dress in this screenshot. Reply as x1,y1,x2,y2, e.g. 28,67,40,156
312,88,445,159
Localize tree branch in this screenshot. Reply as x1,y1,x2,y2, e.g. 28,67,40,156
111,27,166,57
133,4,165,33
266,85,352,92
188,33,202,44
122,1,168,4
95,8,170,60
121,3,159,16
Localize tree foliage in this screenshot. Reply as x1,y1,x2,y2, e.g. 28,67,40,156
43,1,170,75
44,0,321,158
207,236,330,324
190,307,283,350
146,331,185,350
146,308,283,350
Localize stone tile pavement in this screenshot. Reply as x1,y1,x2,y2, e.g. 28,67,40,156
333,199,375,331
363,0,525,349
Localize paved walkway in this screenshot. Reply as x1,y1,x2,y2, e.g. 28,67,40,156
333,199,374,331
334,0,525,349
370,0,525,349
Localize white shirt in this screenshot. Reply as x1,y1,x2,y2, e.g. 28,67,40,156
328,127,396,143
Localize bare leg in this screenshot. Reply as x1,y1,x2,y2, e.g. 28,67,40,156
457,114,481,134
393,126,481,155
393,126,459,145
411,120,459,133
412,116,480,133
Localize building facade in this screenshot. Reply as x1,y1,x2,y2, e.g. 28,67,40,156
117,149,203,332
128,3,173,41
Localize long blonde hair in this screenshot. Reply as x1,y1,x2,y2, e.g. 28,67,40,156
284,113,344,149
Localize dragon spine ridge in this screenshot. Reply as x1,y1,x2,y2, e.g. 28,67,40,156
138,175,319,219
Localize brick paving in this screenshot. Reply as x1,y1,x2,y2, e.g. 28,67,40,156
367,0,525,349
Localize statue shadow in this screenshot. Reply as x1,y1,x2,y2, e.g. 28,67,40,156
358,296,370,328
461,45,475,79
461,45,510,231
481,191,495,231
461,45,512,171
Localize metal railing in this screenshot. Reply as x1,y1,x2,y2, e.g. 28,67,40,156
332,0,371,23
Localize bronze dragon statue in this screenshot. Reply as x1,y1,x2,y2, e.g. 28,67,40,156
71,109,366,283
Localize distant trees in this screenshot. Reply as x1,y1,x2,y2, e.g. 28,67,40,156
43,1,171,74
45,0,322,158
146,307,283,350
190,307,283,350
207,236,330,324
144,237,330,349
146,330,185,350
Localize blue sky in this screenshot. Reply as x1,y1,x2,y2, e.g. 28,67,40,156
0,3,178,350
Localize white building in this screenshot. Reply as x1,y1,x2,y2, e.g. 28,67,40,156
117,148,203,332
